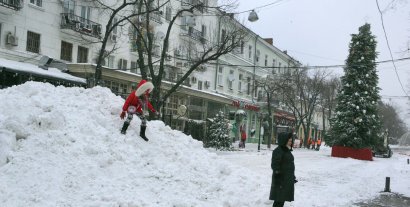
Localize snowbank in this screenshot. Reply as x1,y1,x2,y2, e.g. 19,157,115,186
1,82,409,207
0,82,266,207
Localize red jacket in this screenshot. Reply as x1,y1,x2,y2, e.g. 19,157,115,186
240,125,247,141
122,92,155,114
122,80,156,114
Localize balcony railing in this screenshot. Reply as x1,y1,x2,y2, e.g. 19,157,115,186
181,0,204,13
130,41,161,57
140,11,162,24
164,76,191,87
60,13,102,39
0,0,21,10
180,27,207,44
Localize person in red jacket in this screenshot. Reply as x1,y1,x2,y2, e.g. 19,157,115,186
120,79,156,141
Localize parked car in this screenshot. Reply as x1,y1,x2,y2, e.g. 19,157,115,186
373,145,393,158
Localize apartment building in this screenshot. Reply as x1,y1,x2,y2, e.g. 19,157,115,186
0,0,314,145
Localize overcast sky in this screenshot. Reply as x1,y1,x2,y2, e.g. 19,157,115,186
235,0,410,123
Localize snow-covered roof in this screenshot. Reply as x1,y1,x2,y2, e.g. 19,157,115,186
0,57,86,84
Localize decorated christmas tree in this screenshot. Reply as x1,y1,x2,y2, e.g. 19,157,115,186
328,23,382,149
206,111,232,150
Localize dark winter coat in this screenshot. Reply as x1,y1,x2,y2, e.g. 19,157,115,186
269,132,295,202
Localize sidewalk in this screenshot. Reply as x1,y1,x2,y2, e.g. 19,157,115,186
354,192,410,207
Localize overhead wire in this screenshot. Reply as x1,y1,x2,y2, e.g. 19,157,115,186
235,0,288,14
375,0,409,96
107,52,410,72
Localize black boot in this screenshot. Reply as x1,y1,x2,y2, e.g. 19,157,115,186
140,125,149,141
120,122,129,134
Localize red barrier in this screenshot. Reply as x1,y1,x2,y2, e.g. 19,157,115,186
331,146,373,161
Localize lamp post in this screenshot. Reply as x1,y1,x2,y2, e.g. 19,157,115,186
257,112,266,151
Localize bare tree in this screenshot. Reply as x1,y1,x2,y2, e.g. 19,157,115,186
90,0,246,119
127,1,247,117
318,75,340,137
279,68,329,147
378,101,408,142
90,0,169,85
257,73,292,148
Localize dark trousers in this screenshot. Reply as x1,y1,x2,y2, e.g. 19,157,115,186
273,201,284,207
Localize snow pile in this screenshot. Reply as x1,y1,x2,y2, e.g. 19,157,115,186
0,82,267,207
1,82,410,207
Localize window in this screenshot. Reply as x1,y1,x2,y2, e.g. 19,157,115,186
180,16,188,30
111,17,118,36
80,6,92,29
240,40,244,54
77,46,88,63
26,31,40,53
247,77,251,95
256,50,260,62
111,82,119,94
257,91,263,101
120,83,127,95
221,29,226,41
228,70,234,89
130,61,137,73
63,0,75,14
118,59,128,70
0,23,2,45
278,62,282,74
30,0,42,7
238,74,243,92
198,80,203,90
248,45,252,59
60,41,73,62
201,25,206,38
165,6,172,21
217,67,223,86
272,59,276,74
107,55,114,68
264,55,268,66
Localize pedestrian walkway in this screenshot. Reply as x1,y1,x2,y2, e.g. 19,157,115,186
354,192,410,207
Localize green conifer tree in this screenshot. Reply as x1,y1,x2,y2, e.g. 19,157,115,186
328,23,382,148
206,111,232,150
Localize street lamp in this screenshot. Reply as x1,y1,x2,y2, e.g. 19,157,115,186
257,112,265,151
248,10,259,22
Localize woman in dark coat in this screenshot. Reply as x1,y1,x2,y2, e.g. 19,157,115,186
269,132,296,207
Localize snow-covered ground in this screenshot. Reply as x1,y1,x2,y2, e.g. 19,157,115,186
0,82,409,207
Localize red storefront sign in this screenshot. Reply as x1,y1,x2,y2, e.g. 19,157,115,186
274,111,295,126
232,100,260,112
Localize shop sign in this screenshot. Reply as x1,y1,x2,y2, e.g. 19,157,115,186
232,100,260,111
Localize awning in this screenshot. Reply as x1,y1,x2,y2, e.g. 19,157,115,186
0,57,86,85
274,111,295,121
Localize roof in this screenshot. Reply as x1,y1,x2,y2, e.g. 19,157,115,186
0,57,86,84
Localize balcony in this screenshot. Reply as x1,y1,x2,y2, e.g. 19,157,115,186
180,27,207,44
140,11,162,24
164,74,191,87
130,41,161,57
181,0,204,13
0,0,22,13
60,13,102,39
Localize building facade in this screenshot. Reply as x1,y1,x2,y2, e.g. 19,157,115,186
0,0,326,145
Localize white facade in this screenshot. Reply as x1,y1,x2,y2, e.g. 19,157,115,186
0,0,306,143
